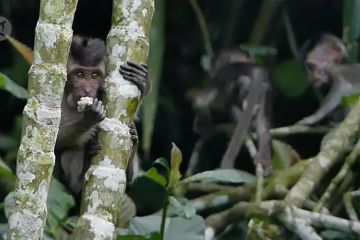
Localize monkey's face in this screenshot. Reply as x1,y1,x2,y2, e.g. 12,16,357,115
65,65,104,109
305,43,346,87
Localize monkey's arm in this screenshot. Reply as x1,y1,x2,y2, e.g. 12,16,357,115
120,61,150,96
298,78,349,125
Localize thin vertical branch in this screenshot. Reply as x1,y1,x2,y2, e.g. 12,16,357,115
7,0,78,239
190,0,214,58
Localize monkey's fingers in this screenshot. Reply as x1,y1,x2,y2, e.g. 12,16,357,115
123,75,149,94
125,61,148,74
96,100,106,121
120,64,147,78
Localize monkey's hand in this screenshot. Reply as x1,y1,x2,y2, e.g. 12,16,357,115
83,98,106,127
120,61,150,96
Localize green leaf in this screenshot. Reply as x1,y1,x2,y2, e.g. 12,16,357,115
181,169,255,185
239,45,277,57
0,158,15,180
168,143,183,188
45,179,75,238
168,196,196,219
274,59,308,97
0,73,28,99
341,92,360,106
127,215,205,240
272,140,300,171
143,167,167,187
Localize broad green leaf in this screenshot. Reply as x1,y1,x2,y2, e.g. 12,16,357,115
168,143,183,188
143,167,167,187
0,158,15,180
181,169,255,185
142,0,165,160
168,196,196,219
274,59,308,97
0,73,28,99
45,179,75,238
127,215,205,240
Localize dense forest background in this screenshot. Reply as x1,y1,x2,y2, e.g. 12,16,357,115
1,0,358,239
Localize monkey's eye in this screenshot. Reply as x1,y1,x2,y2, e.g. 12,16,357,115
76,72,85,78
92,72,100,79
305,62,316,71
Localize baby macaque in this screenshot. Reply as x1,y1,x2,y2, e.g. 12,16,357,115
54,35,149,193
298,34,360,125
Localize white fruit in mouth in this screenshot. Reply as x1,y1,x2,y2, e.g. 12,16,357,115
77,97,93,112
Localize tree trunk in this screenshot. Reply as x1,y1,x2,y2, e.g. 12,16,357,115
7,0,78,239
73,0,154,239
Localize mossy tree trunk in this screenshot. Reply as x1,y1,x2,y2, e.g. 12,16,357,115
73,0,154,239
7,0,78,239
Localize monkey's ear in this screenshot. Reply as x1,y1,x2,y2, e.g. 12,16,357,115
329,41,347,62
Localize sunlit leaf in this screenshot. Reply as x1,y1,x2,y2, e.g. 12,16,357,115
143,167,167,187
341,92,360,106
0,159,15,181
168,143,183,188
6,35,33,65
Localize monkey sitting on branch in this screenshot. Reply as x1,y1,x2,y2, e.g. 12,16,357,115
298,34,360,125
193,49,272,175
54,36,149,194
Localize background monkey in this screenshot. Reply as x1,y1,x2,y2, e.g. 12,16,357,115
193,49,272,174
54,36,149,193
298,34,360,125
